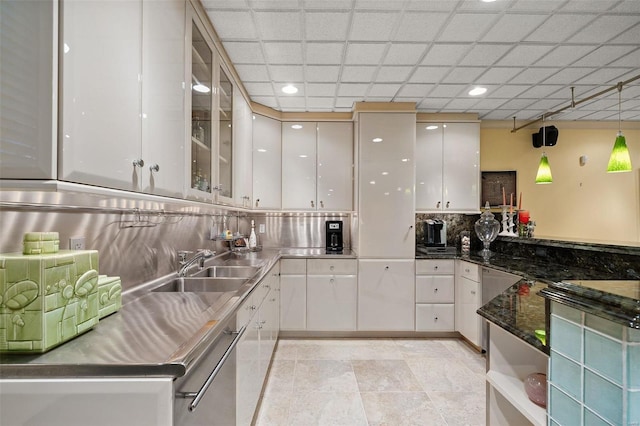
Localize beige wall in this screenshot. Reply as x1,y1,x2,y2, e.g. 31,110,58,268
480,122,640,244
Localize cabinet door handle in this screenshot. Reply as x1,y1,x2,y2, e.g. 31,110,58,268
250,305,257,311
330,265,335,271
434,266,438,270
255,199,260,208
320,201,324,208
465,268,470,273
385,266,389,270
330,278,335,284
434,288,438,293
446,201,450,208
311,200,315,208
149,163,159,173
436,201,441,208
132,158,144,168
470,290,476,295
434,317,438,321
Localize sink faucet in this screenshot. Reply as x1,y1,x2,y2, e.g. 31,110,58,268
177,249,215,277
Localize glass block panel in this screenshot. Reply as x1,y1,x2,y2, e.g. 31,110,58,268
550,385,581,426
551,314,583,362
629,344,640,390
584,370,622,425
584,409,612,426
550,350,582,400
585,314,623,341
584,330,623,385
629,390,640,424
629,327,640,343
552,301,582,324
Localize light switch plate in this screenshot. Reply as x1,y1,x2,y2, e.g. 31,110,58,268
259,224,266,233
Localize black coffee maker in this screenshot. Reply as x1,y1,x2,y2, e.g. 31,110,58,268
325,220,343,253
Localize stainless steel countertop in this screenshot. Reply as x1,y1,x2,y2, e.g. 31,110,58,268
0,248,355,379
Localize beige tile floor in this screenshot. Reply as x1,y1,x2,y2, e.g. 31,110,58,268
254,338,487,426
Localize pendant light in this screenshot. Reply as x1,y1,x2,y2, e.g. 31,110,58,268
607,84,633,173
535,116,553,184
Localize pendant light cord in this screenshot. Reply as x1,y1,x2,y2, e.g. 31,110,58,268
617,82,622,135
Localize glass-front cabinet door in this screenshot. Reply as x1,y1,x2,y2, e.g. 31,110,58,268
217,66,233,202
189,12,213,198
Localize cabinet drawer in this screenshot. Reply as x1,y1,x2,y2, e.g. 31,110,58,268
416,304,454,331
307,259,357,275
458,260,479,282
416,259,455,275
416,275,454,303
280,259,306,274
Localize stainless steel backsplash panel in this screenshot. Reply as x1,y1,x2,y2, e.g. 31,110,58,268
0,188,351,290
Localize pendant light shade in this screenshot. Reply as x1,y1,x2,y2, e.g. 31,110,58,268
607,133,633,173
535,153,553,184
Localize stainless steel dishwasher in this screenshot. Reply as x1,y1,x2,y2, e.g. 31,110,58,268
480,267,522,351
174,314,245,426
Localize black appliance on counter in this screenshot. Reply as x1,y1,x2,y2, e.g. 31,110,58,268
424,219,447,247
325,220,343,253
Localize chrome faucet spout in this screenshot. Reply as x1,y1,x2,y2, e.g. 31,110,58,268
177,249,215,277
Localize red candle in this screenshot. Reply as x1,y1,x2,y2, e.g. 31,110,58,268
519,210,530,224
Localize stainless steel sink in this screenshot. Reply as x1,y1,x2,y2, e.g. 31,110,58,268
192,265,260,278
152,277,247,293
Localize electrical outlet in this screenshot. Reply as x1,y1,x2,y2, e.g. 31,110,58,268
259,224,266,234
69,236,85,250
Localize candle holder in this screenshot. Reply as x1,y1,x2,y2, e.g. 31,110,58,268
498,206,518,236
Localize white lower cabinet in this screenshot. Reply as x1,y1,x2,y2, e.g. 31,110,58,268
455,260,482,347
357,259,415,331
236,262,280,426
415,259,455,331
306,259,357,331
0,378,173,425
279,259,306,330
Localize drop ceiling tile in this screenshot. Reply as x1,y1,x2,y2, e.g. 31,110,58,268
525,14,595,43
534,45,598,67
445,98,480,110
481,110,522,120
518,85,564,99
349,12,398,41
409,66,450,83
477,67,522,84
268,65,304,82
489,85,533,98
202,0,250,9
459,44,512,66
482,14,548,42
306,83,337,97
365,97,395,102
305,65,341,82
368,83,402,97
422,44,470,66
580,98,619,111
263,42,304,64
395,97,425,104
568,15,640,43
525,98,567,111
561,0,619,12
255,11,302,40
305,97,336,108
335,97,360,108
458,0,509,11
235,64,270,82
338,83,370,96
500,98,539,110
396,84,434,97
342,66,378,82
345,43,387,64
207,11,257,39
438,13,497,42
509,67,558,84
306,42,345,64
610,23,640,44
609,48,640,67
580,110,618,120
278,97,307,108
496,45,554,66
543,67,597,84
222,41,265,64
442,67,485,84
572,46,636,67
252,96,279,108
428,84,466,98
510,0,566,12
355,0,405,10
249,0,301,10
472,98,510,109
243,82,275,96
576,68,635,85
405,0,457,11
376,66,413,82
383,44,427,65
611,0,640,12
552,109,593,120
304,12,351,41
418,98,451,109
303,0,353,10
393,13,449,42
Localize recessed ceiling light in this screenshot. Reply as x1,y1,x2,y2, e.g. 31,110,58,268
401,158,409,162
481,0,497,2
282,85,298,94
469,87,487,96
299,154,308,158
291,124,303,129
426,125,438,130
369,181,376,185
372,137,383,143
381,172,389,175
257,148,267,153
193,84,211,93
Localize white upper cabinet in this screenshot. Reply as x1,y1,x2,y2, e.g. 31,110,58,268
60,0,143,191
282,122,317,210
140,0,186,197
252,114,281,209
358,112,416,258
416,122,480,212
317,122,353,211
216,66,233,204
0,1,57,179
59,0,186,197
233,91,253,208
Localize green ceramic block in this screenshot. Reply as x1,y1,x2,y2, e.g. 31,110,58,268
22,232,60,255
97,275,122,319
0,250,99,353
